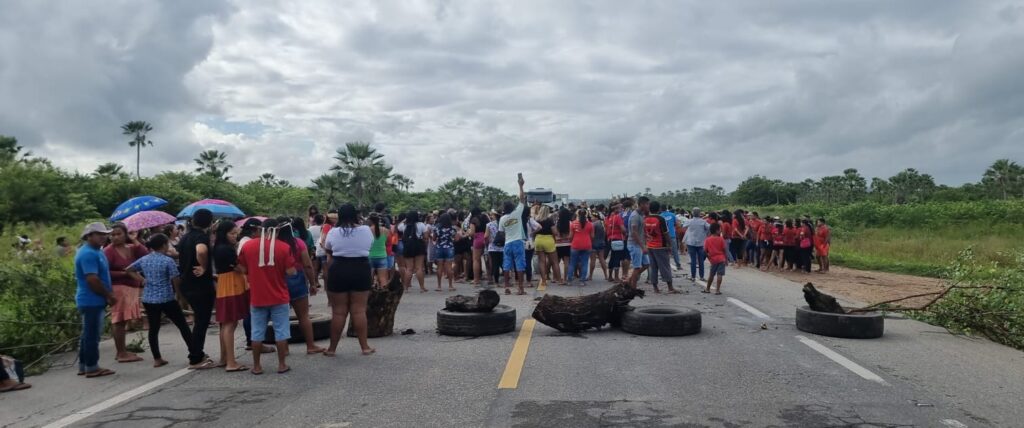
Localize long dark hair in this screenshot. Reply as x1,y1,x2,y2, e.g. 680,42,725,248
369,212,382,238
576,209,588,229
274,217,300,260
215,220,238,249
557,207,572,234
733,209,746,231
291,217,310,242
338,203,359,236
404,210,420,240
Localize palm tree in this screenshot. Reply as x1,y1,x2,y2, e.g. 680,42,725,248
194,149,232,180
983,159,1022,200
121,121,153,179
331,142,389,209
256,173,289,187
94,162,128,179
391,174,414,192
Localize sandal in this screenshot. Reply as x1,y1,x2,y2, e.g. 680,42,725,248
0,383,32,393
701,290,710,294
251,368,264,375
85,368,116,378
361,348,376,356
277,366,291,374
189,359,217,370
116,355,144,363
504,288,511,295
225,365,250,373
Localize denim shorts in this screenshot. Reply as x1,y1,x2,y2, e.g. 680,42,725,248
370,257,389,269
592,242,606,252
387,255,395,269
434,247,454,261
286,271,309,301
627,244,650,267
250,303,290,342
709,262,727,277
502,240,527,272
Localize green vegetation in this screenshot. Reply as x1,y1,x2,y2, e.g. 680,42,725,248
914,248,1024,350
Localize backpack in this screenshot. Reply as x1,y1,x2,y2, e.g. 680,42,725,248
493,230,506,247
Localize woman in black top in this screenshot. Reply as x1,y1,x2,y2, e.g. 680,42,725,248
213,220,249,372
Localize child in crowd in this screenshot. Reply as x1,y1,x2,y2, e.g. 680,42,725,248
703,223,727,295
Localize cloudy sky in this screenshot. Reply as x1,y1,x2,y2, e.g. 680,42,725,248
2,1,1023,197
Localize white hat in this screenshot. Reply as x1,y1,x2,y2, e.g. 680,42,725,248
80,222,112,239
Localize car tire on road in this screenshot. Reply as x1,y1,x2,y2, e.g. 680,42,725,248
266,313,332,343
795,306,884,339
620,305,701,337
437,305,517,336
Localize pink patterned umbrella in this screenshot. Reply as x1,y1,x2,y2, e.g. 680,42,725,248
122,211,176,232
235,216,268,227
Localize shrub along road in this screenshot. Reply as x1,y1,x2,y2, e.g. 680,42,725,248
4,265,1023,427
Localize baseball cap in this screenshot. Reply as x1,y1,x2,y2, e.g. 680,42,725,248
80,222,113,239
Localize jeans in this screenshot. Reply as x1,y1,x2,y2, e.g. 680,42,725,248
746,240,760,268
143,301,194,360
670,239,682,269
724,239,735,263
78,305,105,373
181,284,215,365
568,249,591,282
525,249,535,282
687,245,706,279
489,251,504,284
649,248,673,288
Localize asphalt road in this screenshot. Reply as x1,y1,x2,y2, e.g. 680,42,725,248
4,262,1024,427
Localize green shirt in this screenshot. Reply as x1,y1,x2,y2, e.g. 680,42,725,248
369,230,388,259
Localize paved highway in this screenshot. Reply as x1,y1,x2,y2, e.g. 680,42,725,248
4,265,1023,427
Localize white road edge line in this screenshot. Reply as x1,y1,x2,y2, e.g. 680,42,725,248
726,297,771,319
796,335,888,385
940,419,968,428
42,368,192,428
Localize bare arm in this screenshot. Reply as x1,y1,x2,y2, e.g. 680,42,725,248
194,243,208,277
301,251,318,294
517,173,526,204
85,274,116,305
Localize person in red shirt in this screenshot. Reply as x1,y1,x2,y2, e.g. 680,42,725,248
815,218,832,273
782,220,799,271
238,219,297,375
644,201,679,293
767,221,785,271
703,223,727,294
605,204,629,283
567,210,594,284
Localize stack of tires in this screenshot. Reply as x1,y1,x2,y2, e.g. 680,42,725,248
620,306,701,337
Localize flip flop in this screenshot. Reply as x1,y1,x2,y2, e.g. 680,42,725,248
307,348,325,355
515,291,527,295
85,368,116,378
714,292,722,295
116,355,144,363
189,360,217,370
505,289,512,295
277,366,291,374
701,290,710,294
0,383,32,392
361,348,376,356
251,368,264,375
153,360,169,368
323,351,336,357
225,365,250,372
667,289,682,294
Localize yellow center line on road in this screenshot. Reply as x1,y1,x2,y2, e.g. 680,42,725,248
498,319,537,389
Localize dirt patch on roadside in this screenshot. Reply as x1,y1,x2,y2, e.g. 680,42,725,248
767,266,947,308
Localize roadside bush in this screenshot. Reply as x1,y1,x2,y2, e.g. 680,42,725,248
0,251,81,374
914,248,1024,350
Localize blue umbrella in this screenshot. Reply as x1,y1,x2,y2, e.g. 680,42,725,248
110,196,168,221
176,203,245,219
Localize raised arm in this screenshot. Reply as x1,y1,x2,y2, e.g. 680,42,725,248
517,173,526,204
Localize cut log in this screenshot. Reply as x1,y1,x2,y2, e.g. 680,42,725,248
531,283,645,333
802,283,846,314
444,290,500,312
348,270,405,338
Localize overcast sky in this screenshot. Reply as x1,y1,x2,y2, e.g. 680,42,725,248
2,1,1023,197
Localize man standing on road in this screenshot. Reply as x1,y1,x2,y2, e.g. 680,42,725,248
626,197,650,289
176,209,217,370
74,222,117,378
660,205,682,270
499,173,529,295
238,220,298,375
683,207,710,282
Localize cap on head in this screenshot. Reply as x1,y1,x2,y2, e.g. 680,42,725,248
80,222,113,240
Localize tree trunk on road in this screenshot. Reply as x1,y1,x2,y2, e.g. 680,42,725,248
444,289,500,312
802,283,846,314
348,270,404,338
532,284,645,333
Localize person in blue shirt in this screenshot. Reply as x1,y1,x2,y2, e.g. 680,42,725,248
74,222,117,378
660,207,682,270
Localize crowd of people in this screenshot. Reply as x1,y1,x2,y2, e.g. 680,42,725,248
68,173,831,379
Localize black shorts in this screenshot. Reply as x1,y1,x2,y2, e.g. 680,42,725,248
556,246,570,259
327,257,372,293
402,239,426,258
608,249,629,268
